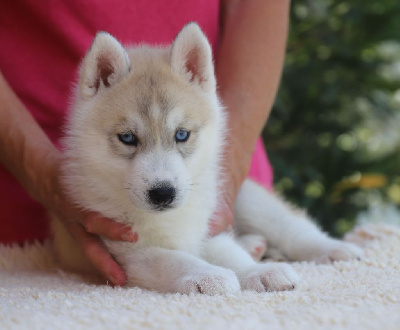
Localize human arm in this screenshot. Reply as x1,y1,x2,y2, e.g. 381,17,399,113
210,0,291,234
0,71,136,285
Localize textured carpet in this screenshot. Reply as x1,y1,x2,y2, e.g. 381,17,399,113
1,223,400,330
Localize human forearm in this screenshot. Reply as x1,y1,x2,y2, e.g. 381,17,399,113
213,0,290,231
0,72,59,207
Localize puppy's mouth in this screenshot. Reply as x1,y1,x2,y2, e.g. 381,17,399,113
152,205,174,212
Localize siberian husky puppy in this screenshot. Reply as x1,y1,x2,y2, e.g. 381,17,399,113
53,23,362,295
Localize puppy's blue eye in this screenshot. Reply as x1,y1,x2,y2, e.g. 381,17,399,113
118,132,138,146
175,129,190,142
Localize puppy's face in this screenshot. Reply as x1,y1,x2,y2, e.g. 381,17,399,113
93,67,216,212
64,24,222,214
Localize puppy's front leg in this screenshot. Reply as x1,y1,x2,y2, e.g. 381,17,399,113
117,247,240,295
203,234,299,293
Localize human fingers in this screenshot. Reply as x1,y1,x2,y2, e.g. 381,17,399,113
82,212,138,242
209,208,234,236
67,222,127,286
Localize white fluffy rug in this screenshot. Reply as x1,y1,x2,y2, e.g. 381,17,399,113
1,223,400,330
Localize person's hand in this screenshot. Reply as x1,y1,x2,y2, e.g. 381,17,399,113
208,157,240,236
41,152,136,286
58,212,137,286
209,204,234,236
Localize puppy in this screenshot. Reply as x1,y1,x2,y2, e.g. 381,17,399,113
52,23,362,295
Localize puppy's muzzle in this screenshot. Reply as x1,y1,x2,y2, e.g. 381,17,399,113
148,182,176,209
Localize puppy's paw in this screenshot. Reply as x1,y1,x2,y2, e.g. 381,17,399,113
177,268,240,295
315,241,364,264
237,234,267,261
239,263,299,293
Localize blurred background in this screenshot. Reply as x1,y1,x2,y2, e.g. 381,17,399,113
264,0,400,237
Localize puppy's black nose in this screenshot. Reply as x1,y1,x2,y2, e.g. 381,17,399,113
148,184,176,208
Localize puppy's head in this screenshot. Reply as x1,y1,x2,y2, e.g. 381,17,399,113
64,23,225,216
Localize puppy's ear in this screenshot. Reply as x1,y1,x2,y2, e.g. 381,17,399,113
79,32,130,99
170,23,216,93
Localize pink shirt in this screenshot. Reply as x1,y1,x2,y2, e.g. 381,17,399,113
0,0,272,244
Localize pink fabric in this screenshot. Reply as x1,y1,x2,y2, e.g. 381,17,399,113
0,0,272,243
249,138,273,190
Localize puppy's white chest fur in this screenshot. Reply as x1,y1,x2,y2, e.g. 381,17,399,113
108,208,209,257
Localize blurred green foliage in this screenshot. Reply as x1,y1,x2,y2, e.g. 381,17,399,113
264,0,400,236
